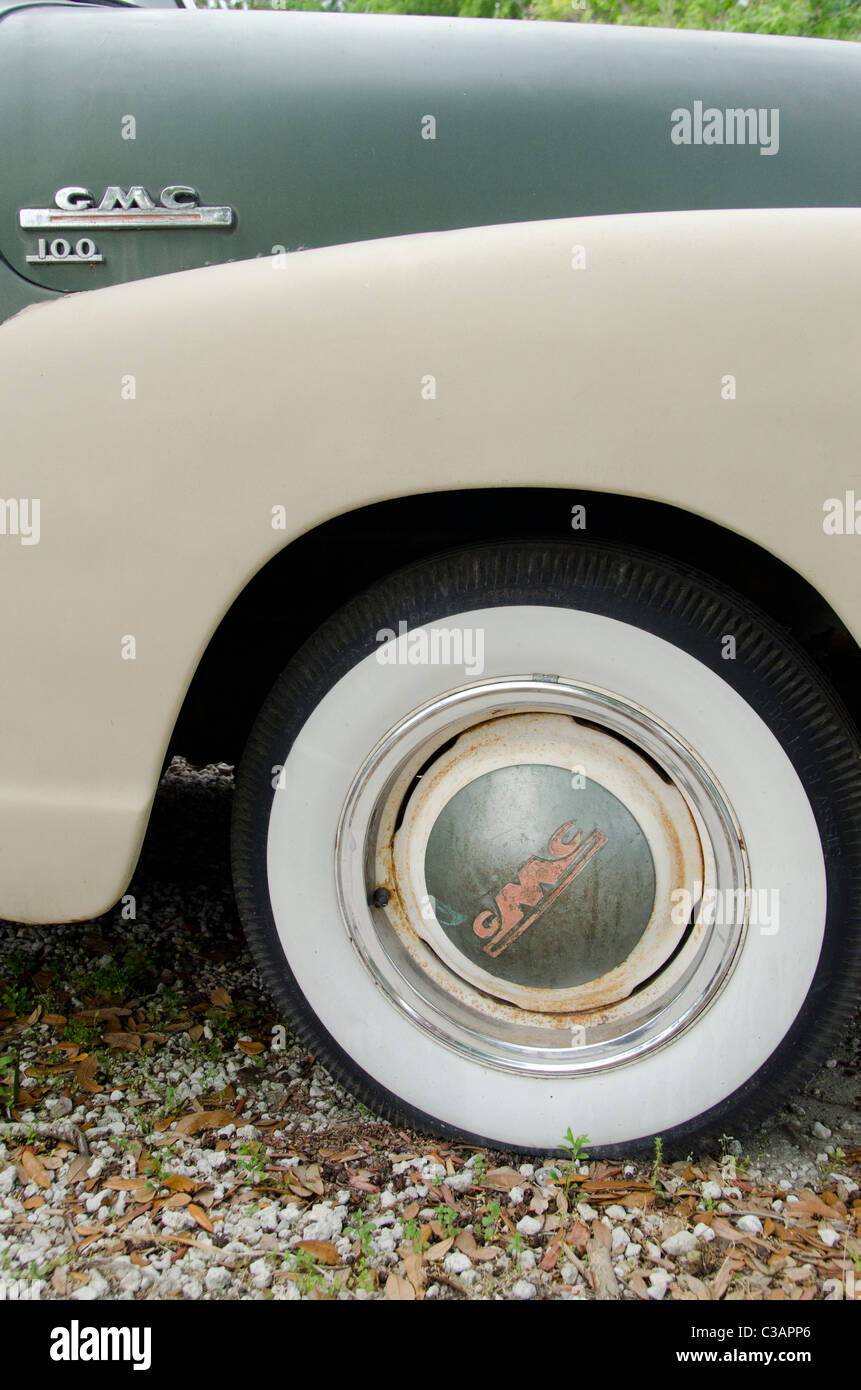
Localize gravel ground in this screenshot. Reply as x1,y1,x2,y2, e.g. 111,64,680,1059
0,759,858,1302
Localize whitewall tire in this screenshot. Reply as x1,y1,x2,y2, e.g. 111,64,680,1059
232,543,861,1154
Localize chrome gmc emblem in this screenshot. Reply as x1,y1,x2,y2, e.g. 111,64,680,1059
19,185,234,230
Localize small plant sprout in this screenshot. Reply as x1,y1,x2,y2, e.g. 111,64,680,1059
471,1152,488,1185
560,1128,590,1165
651,1135,664,1188
434,1203,458,1239
480,1198,502,1243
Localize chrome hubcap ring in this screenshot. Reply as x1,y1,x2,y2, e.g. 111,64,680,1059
335,677,749,1076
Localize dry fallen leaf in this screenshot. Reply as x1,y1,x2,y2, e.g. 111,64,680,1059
710,1253,745,1300
103,1177,151,1192
187,1203,214,1233
21,1147,50,1189
173,1109,234,1137
565,1221,591,1252
486,1167,523,1192
540,1237,562,1271
424,1236,454,1262
348,1175,379,1193
294,1240,339,1265
238,1040,265,1055
400,1251,426,1297
453,1234,500,1267
72,1054,101,1094
159,1174,194,1194
711,1217,768,1249
209,987,232,1009
385,1272,416,1300
103,1033,141,1052
67,1154,90,1184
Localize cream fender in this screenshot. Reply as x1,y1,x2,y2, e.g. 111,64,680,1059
0,207,858,923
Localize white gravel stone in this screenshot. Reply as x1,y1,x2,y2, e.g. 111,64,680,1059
250,1258,273,1289
624,1243,642,1260
516,1215,542,1237
85,1190,113,1215
662,1230,697,1258
444,1251,472,1276
811,1121,832,1140
693,1223,715,1243
205,1266,231,1292
257,1204,279,1232
518,1248,536,1271
161,1208,196,1232
605,1205,628,1221
0,1167,16,1195
508,1186,524,1205
301,1203,343,1243
701,1181,722,1201
445,1172,473,1192
611,1227,629,1252
379,1190,398,1210
512,1279,536,1300
576,1203,599,1223
818,1225,840,1248
71,1272,109,1301
736,1215,763,1234
648,1270,672,1300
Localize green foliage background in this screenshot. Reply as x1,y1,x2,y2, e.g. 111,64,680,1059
251,0,861,41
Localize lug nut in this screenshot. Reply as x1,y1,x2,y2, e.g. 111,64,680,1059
371,886,391,908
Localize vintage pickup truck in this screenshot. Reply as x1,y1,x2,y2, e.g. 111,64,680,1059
1,1,859,1153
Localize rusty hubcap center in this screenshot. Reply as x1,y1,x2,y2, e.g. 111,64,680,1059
391,712,703,1014
424,764,656,991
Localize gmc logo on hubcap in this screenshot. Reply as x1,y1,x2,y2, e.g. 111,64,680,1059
472,823,608,958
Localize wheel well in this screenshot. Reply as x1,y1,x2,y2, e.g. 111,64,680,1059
170,488,860,767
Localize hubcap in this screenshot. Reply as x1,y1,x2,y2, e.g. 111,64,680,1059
335,677,748,1075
